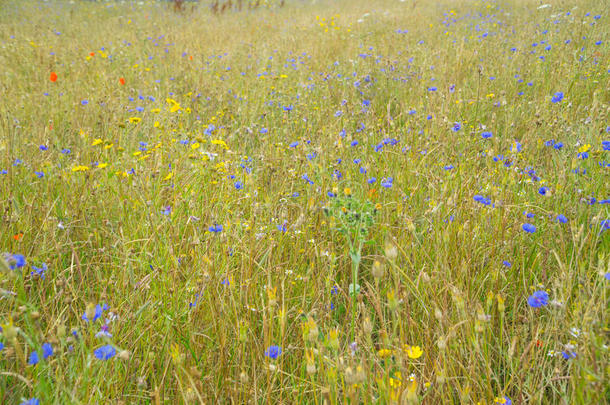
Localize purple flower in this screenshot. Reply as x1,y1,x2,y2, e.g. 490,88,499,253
527,290,549,308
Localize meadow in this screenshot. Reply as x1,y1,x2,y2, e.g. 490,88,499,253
0,0,608,403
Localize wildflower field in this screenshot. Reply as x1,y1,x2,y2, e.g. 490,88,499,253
0,0,608,403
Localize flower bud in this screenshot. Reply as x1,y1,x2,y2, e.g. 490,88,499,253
384,241,398,260
371,260,384,279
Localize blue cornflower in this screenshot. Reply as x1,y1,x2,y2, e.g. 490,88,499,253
556,214,568,223
28,351,39,365
599,219,610,233
20,399,40,405
481,131,493,139
81,99,89,106
351,140,359,147
260,128,268,134
538,187,549,195
35,171,44,178
553,142,563,150
161,206,171,216
94,345,116,360
527,290,549,308
503,261,512,268
0,341,4,351
561,351,577,360
362,99,370,107
302,173,314,185
82,303,109,322
289,141,298,148
39,145,48,151
367,177,376,184
473,195,491,205
452,122,461,132
380,177,393,188
444,165,454,170
602,141,610,151
264,345,282,360
428,86,437,91
522,223,536,233
42,342,53,359
5,253,26,270
551,92,564,103
209,224,223,233
234,181,243,190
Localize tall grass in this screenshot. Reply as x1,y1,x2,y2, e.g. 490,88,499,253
0,0,608,403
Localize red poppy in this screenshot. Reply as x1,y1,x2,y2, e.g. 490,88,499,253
189,55,193,61
50,72,57,82
89,52,95,57
13,233,23,241
119,77,125,85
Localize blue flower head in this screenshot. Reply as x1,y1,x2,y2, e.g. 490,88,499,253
42,342,53,359
556,214,568,224
28,351,39,365
522,223,536,233
20,399,40,405
209,224,223,233
82,303,109,322
561,351,577,360
31,263,48,279
551,92,564,103
94,345,116,360
527,290,549,308
4,253,26,270
265,345,282,360
473,195,491,205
